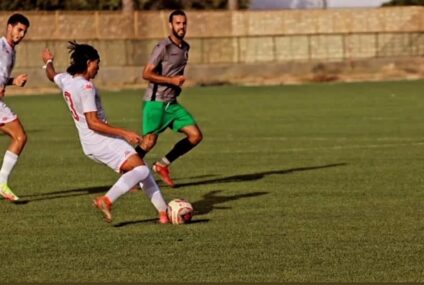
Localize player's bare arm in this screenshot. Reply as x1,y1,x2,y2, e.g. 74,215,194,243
143,63,185,87
41,48,56,82
5,74,27,87
85,112,142,145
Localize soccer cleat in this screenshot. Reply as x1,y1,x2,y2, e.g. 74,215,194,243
0,183,19,201
153,163,175,188
92,196,112,223
159,210,170,224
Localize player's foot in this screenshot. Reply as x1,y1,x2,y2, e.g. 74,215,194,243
0,183,19,201
153,162,175,188
159,210,169,224
92,196,112,223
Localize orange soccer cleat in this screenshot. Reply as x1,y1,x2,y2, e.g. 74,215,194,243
159,210,170,224
92,196,112,223
153,163,175,188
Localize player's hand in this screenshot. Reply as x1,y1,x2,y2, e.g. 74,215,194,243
124,131,143,145
13,74,28,87
0,86,4,98
42,48,54,63
171,75,186,87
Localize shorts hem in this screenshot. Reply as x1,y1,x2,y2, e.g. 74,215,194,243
0,117,18,127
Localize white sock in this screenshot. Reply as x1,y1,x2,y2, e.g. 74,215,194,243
0,151,18,184
161,157,170,166
139,174,168,212
106,165,149,203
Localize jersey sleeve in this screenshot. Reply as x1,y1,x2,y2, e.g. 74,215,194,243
80,83,97,113
0,50,9,87
53,73,68,89
0,69,7,87
147,43,166,67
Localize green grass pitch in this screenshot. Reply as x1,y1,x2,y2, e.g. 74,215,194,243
0,80,423,282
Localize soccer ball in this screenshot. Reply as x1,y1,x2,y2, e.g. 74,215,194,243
167,199,193,225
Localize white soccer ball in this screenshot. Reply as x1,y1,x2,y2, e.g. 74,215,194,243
167,198,193,225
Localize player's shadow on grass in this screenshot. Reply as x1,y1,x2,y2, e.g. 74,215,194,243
113,190,266,227
113,218,158,228
18,163,346,204
19,186,110,203
174,163,347,188
192,190,268,216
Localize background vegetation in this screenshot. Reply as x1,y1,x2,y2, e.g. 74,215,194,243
383,0,424,6
0,0,250,10
1,0,422,10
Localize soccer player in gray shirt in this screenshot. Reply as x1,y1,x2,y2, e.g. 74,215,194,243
136,10,203,188
0,14,30,201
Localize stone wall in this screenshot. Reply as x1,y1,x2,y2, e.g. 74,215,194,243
0,7,422,91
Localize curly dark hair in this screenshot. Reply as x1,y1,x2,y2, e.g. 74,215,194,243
66,41,100,75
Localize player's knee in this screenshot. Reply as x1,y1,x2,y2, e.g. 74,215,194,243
15,132,27,147
189,132,203,145
143,143,155,152
133,165,150,181
142,137,157,151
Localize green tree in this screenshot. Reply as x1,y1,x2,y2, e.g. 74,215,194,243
134,0,250,10
0,0,250,10
383,0,424,5
0,0,121,10
122,0,134,12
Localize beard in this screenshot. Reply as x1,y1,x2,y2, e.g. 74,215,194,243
172,27,185,40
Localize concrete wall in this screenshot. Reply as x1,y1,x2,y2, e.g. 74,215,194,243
0,7,423,91
1,7,421,40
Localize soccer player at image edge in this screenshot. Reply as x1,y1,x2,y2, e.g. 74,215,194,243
0,14,30,201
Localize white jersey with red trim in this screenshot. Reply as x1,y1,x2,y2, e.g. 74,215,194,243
0,36,15,87
54,72,109,153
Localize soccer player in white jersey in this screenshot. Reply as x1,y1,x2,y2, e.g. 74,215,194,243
41,42,169,224
0,14,30,201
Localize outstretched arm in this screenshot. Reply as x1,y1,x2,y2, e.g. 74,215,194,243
6,74,28,87
41,48,57,82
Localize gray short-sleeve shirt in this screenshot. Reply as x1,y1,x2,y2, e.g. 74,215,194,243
144,37,189,103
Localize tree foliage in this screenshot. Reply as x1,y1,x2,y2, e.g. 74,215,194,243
135,0,250,10
383,0,424,6
0,0,121,10
0,0,250,10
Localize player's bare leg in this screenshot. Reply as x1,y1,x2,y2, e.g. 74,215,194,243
0,119,27,156
0,119,27,201
135,133,157,159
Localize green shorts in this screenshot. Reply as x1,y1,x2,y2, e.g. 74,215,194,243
142,101,196,135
